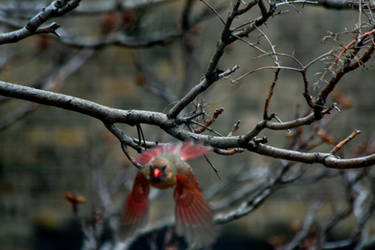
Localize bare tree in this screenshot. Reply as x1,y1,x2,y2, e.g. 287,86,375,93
1,0,375,249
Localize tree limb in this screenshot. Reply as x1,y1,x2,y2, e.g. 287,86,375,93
1,80,375,169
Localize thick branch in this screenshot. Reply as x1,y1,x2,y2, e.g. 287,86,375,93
251,143,375,169
0,49,95,131
1,80,375,169
0,81,171,127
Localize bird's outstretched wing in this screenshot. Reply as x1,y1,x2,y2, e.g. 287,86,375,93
177,142,212,161
119,173,150,240
174,173,216,248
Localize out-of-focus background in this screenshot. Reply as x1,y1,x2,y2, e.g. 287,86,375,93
1,0,375,249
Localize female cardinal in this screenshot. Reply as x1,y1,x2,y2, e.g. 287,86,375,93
119,142,216,248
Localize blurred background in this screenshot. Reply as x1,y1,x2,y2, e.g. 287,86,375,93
0,0,375,249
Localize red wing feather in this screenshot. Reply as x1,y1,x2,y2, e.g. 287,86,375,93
136,144,176,164
136,142,211,164
178,142,212,161
119,173,150,240
174,174,216,248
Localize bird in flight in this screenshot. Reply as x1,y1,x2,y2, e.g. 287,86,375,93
119,142,216,248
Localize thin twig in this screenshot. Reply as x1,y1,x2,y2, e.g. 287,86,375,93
199,0,226,25
194,107,224,133
330,129,361,154
263,69,280,120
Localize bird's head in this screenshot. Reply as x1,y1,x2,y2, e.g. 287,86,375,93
141,156,177,188
149,158,167,182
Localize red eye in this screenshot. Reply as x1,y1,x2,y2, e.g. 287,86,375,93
153,168,163,178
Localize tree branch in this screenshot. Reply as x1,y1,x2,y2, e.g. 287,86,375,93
0,0,174,17
0,0,81,44
1,80,375,169
59,31,183,49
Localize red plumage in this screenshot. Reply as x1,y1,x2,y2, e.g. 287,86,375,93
119,142,216,247
119,173,149,239
174,174,216,247
136,142,211,164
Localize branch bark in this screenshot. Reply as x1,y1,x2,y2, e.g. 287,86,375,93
1,80,375,169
